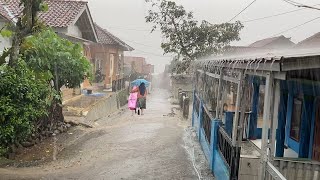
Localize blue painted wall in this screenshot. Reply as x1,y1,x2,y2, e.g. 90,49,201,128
192,94,230,179
283,81,320,158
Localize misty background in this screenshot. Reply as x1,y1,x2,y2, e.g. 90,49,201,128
88,0,320,73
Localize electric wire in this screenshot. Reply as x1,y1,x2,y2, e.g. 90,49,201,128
228,0,258,22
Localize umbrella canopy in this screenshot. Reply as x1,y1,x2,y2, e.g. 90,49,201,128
131,79,150,87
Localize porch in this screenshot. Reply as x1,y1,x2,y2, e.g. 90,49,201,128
192,49,320,180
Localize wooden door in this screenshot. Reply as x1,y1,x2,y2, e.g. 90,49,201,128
313,100,320,161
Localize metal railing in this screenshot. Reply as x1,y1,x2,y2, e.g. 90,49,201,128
266,162,287,180
218,126,241,180
194,94,200,117
112,78,125,92
202,109,212,143
272,157,320,180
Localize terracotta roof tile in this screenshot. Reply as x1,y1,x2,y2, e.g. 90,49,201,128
0,0,87,27
94,23,134,51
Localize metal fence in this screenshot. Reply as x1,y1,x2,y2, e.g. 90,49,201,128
112,78,125,92
218,126,241,180
202,109,212,143
272,158,320,180
266,162,287,180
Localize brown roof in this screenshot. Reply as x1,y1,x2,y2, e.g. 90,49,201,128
296,32,320,48
0,0,87,27
249,35,295,48
94,23,134,51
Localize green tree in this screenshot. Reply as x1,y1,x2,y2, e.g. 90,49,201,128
22,29,92,122
145,0,243,73
0,61,49,155
3,0,47,67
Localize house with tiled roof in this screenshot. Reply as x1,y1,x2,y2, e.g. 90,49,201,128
0,0,134,91
0,0,98,43
89,23,134,88
0,0,101,96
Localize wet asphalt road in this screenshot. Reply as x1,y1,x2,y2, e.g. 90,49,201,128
0,89,213,180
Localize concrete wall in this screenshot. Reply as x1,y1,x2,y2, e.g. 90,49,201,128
238,156,260,180
85,94,118,122
85,89,128,122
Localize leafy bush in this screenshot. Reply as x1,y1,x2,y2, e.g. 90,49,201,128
0,61,49,155
22,29,92,90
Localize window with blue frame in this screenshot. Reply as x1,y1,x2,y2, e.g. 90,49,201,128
290,98,303,142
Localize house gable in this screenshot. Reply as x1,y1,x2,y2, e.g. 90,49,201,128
0,0,98,42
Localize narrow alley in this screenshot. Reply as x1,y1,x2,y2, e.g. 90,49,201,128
0,89,213,180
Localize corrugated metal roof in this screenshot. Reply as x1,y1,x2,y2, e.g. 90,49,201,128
197,48,320,72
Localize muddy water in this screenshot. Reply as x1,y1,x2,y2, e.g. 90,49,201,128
0,89,213,180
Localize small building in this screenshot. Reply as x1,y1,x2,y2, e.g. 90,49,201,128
124,56,147,75
90,23,134,89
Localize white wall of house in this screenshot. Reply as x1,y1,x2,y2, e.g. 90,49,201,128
0,21,12,55
67,25,82,38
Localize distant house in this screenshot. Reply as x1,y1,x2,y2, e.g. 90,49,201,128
124,56,154,81
124,56,147,75
89,23,134,88
248,35,295,49
225,35,295,56
296,32,320,49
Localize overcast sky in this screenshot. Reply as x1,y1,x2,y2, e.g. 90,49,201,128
88,0,320,73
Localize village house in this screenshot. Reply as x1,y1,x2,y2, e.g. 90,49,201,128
0,0,98,98
225,35,295,56
124,56,154,80
89,23,134,89
0,0,134,93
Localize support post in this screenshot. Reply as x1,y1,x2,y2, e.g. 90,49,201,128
238,75,249,146
259,73,273,180
232,71,243,146
216,68,224,120
270,80,280,161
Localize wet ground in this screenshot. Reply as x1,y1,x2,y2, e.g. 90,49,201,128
0,89,214,180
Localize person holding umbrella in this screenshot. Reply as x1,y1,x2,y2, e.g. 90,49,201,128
131,78,149,115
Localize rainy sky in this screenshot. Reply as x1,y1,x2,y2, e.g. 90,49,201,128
88,0,320,73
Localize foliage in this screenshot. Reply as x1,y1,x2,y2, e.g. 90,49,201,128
22,29,92,91
145,0,244,73
0,61,49,155
4,0,46,67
